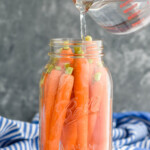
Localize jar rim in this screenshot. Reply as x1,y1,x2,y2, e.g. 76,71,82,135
49,38,104,56
50,38,103,48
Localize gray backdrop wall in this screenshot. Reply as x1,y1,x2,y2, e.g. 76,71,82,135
0,0,150,121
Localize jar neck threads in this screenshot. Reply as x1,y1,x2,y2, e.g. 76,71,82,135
49,38,104,57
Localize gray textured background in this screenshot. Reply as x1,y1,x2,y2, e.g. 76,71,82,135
0,0,150,122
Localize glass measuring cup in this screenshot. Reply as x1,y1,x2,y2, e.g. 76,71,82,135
73,0,150,34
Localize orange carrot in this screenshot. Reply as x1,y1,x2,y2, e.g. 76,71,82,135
40,66,62,150
40,64,54,150
40,72,48,150
85,36,108,149
61,116,77,150
85,36,98,148
59,48,73,64
88,72,102,146
88,59,95,85
40,64,53,89
85,36,99,85
61,97,77,150
92,66,110,150
73,47,89,150
58,42,74,67
48,67,74,150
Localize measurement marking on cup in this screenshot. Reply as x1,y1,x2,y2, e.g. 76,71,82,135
120,0,135,8
132,18,144,27
123,3,137,13
128,10,141,20
120,0,150,27
120,0,140,21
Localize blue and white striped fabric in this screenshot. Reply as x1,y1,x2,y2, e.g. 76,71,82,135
113,112,150,150
0,112,150,150
0,114,39,150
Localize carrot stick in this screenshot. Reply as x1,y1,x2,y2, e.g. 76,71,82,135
40,66,62,150
40,64,54,89
61,97,77,150
40,72,48,150
40,64,54,150
85,36,97,148
40,64,53,107
85,35,98,85
59,48,73,64
85,36,107,149
88,59,95,85
58,41,74,67
73,47,89,150
48,67,74,150
91,66,110,150
88,72,102,147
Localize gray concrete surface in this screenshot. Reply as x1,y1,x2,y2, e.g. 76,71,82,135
0,0,150,121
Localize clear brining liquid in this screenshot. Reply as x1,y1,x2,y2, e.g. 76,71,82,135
74,0,94,39
80,12,87,40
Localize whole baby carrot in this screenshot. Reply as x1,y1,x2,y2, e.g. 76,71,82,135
85,36,107,149
57,43,75,149
40,64,53,107
40,64,54,150
40,66,62,150
58,41,74,67
92,66,110,150
85,36,98,85
40,65,53,147
88,72,102,146
73,47,89,150
48,67,74,150
85,36,97,148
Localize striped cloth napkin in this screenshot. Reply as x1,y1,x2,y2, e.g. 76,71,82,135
0,112,150,150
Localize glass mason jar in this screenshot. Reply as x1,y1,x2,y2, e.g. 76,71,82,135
39,38,113,150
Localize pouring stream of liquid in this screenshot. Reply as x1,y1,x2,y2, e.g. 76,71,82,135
74,0,94,39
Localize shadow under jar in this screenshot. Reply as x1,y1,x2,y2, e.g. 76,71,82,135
39,38,113,150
